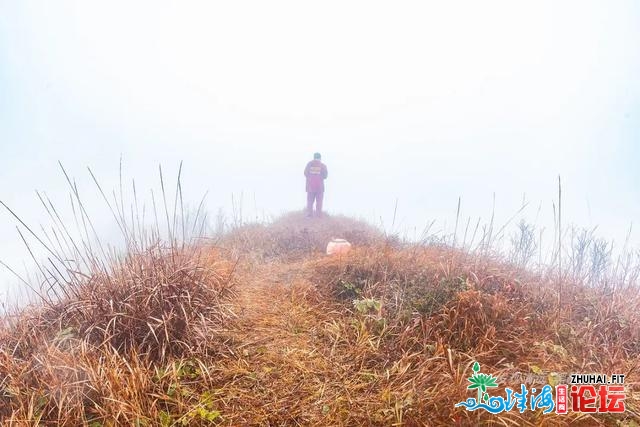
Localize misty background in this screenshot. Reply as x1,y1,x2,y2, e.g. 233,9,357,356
1,1,639,301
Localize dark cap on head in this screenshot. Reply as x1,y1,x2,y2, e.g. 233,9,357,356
313,152,321,160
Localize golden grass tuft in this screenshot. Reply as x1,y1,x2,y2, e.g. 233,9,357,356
306,245,640,425
0,244,236,425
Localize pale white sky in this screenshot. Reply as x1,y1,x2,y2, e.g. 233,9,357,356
1,1,639,299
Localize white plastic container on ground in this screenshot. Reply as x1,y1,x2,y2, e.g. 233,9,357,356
326,238,352,255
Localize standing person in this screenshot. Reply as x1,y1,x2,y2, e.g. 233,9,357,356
304,152,328,217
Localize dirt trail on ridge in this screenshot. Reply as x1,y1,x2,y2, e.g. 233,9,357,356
214,257,352,425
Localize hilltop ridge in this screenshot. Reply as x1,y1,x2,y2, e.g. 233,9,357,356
0,212,638,425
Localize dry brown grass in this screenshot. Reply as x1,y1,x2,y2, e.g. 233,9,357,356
219,211,387,261
1,211,639,426
307,245,640,425
0,243,237,425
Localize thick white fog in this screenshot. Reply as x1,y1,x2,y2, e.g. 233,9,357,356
1,1,639,300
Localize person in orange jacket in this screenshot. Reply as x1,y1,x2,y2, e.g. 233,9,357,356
304,152,328,217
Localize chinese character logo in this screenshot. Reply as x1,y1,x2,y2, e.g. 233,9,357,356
455,361,626,416
455,362,555,414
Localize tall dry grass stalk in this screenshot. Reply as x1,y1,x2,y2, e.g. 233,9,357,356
558,174,563,309
0,163,237,424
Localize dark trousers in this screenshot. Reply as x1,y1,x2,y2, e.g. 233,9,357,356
306,191,324,216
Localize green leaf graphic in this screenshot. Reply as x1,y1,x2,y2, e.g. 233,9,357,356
467,362,499,403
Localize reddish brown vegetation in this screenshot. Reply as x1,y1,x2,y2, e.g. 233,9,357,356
0,212,638,425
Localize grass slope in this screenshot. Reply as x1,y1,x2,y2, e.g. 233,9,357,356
0,211,638,426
